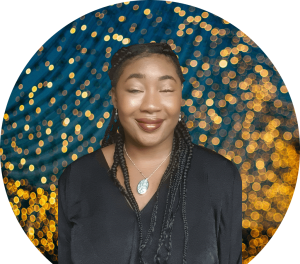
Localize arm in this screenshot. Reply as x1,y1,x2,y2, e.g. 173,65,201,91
218,162,242,264
58,165,73,264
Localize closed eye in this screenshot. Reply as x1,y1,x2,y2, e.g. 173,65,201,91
160,89,174,92
129,89,143,93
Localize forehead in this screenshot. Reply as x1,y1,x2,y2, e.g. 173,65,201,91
120,53,178,75
125,53,175,68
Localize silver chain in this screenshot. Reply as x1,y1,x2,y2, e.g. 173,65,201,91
123,144,171,180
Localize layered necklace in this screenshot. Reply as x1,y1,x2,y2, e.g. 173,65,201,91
123,144,172,194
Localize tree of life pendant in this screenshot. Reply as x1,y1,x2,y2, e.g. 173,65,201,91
137,178,149,194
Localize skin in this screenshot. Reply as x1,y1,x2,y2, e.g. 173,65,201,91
101,54,183,211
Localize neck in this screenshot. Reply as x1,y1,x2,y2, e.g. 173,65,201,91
123,132,174,166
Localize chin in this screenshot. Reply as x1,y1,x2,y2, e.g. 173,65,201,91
136,136,161,146
127,133,160,147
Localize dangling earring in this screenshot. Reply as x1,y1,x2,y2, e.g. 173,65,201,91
115,108,118,121
178,113,181,122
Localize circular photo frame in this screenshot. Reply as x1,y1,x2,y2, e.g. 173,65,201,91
0,1,299,263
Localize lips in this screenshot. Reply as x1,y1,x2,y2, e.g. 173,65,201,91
135,118,164,132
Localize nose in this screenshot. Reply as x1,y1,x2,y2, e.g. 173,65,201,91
139,88,162,113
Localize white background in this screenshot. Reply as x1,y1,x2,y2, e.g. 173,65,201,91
0,0,299,262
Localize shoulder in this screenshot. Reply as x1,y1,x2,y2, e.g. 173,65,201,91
58,151,94,186
68,150,95,170
100,143,115,169
59,145,112,185
190,143,239,186
191,143,236,170
66,142,114,169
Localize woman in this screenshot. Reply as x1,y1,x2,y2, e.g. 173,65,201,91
58,42,242,264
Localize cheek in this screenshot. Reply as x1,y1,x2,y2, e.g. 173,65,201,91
163,96,182,114
127,97,142,108
117,93,141,113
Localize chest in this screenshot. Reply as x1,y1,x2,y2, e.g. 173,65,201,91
115,160,170,212
68,166,219,264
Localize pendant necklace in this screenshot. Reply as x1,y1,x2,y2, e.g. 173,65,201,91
123,144,171,195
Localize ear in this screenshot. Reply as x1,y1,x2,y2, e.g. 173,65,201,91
111,87,118,108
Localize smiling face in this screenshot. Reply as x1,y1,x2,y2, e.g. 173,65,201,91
111,53,183,148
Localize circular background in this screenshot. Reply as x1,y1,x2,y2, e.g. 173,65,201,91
0,1,299,264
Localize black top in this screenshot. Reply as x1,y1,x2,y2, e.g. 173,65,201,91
58,143,242,264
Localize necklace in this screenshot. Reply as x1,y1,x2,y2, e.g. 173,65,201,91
123,144,172,195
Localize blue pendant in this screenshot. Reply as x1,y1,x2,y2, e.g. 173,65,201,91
137,179,149,194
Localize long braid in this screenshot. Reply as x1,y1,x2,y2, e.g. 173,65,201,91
101,107,117,148
115,132,145,256
177,120,194,262
155,128,188,262
101,42,194,263
165,131,187,260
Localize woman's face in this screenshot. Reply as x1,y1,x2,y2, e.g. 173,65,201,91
111,54,183,147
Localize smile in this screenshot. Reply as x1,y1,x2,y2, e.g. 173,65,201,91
136,120,163,132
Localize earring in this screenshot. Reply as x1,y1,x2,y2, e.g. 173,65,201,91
178,113,181,122
115,108,118,120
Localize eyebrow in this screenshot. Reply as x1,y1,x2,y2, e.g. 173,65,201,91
125,73,177,83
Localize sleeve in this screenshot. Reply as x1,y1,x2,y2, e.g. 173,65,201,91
218,162,242,264
58,165,73,264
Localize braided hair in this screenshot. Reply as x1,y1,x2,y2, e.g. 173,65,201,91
102,42,194,263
